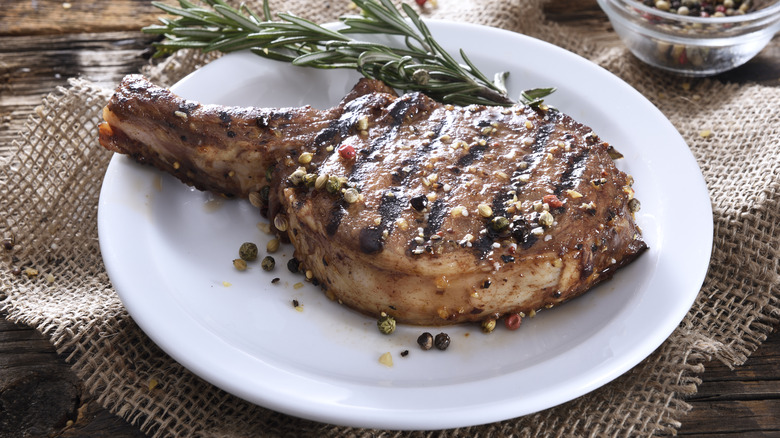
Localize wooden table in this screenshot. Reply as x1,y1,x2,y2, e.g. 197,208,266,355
1,1,778,436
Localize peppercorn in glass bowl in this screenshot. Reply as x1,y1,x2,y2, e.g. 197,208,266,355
596,0,780,76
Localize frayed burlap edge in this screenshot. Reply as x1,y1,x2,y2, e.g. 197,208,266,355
2,0,779,436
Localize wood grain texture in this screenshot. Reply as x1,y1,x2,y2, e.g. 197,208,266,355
1,0,778,437
0,0,167,36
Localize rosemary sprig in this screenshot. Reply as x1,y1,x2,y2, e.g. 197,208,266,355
143,0,554,107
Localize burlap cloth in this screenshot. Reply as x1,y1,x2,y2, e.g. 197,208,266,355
2,0,778,436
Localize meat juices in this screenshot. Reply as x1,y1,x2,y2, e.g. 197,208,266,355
99,74,647,326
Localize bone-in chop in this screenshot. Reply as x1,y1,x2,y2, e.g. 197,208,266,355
99,74,646,326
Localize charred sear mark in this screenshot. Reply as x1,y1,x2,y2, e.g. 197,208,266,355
554,149,589,195
423,199,448,237
490,191,514,220
391,160,415,185
457,144,487,167
325,199,348,236
378,190,405,227
472,234,495,258
359,190,405,254
532,112,561,153
359,227,384,254
312,120,341,148
387,93,423,126
390,116,451,187
511,112,564,192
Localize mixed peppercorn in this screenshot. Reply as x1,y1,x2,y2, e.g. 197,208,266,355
640,0,753,16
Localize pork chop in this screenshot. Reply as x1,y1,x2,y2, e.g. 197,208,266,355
99,74,647,326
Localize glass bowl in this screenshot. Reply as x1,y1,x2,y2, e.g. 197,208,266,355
596,0,780,76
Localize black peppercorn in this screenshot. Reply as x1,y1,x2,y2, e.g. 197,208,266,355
287,258,300,273
434,332,451,350
410,194,428,211
417,332,433,350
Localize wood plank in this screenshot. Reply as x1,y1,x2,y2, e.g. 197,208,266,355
0,31,156,156
0,315,144,437
0,0,168,36
677,329,780,436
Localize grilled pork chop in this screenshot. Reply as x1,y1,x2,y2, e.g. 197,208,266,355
99,74,647,326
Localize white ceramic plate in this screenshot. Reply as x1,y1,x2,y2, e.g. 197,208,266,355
98,21,713,430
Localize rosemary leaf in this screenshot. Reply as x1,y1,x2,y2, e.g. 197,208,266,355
143,0,556,107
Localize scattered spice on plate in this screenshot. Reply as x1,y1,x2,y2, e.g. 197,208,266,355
379,352,393,367
233,259,247,271
504,313,523,330
238,242,258,261
434,332,451,350
481,318,497,333
417,332,434,350
377,312,396,335
261,256,275,271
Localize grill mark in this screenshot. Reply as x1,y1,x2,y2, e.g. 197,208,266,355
457,144,487,167
325,199,348,236
313,95,375,149
326,95,423,238
511,111,563,191
473,111,564,258
466,189,517,259
312,119,341,148
423,198,448,236
359,190,405,254
375,111,454,252
390,110,452,186
554,148,590,195
406,198,450,254
472,234,495,258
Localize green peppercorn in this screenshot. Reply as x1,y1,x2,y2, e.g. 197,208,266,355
239,242,258,261
377,312,396,335
265,165,275,182
490,216,510,232
303,173,317,187
326,175,342,194
261,256,275,271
